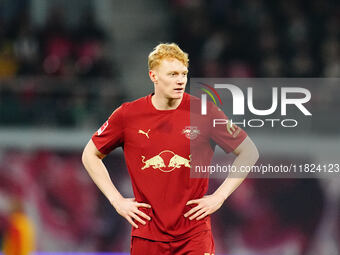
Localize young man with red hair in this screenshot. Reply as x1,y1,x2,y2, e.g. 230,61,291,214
82,43,259,254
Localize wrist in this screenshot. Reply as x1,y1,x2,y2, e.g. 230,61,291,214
213,191,228,202
109,195,124,208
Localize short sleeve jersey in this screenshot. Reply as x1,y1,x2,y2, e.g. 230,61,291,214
92,93,247,241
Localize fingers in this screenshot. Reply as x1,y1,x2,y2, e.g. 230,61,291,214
125,209,151,229
186,199,199,205
189,208,205,220
126,216,139,228
184,204,202,218
136,202,152,208
134,209,151,221
196,211,209,220
133,201,152,221
129,212,147,225
118,199,152,228
132,198,151,208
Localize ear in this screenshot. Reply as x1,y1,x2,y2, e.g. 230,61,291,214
149,70,158,84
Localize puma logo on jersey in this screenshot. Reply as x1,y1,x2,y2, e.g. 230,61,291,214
138,129,151,139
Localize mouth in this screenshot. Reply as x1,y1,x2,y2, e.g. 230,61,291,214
174,88,184,92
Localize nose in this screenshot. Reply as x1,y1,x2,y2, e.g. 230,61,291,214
177,76,186,85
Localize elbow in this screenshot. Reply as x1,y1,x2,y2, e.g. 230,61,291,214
82,141,105,168
81,143,93,167
247,141,260,164
237,146,259,165
81,147,88,167
241,144,259,165
246,137,260,164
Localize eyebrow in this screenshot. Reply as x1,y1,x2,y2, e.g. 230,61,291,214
168,70,188,74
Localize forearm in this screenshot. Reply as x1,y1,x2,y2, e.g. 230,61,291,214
82,153,123,205
213,149,258,201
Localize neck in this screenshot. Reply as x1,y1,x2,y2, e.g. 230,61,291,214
151,93,183,110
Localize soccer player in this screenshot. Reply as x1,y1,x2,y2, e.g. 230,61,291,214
82,43,259,254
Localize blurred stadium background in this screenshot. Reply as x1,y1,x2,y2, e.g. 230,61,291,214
0,0,339,254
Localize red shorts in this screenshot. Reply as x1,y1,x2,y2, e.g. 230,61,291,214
130,230,215,255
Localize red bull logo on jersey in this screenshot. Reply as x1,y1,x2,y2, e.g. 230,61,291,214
168,154,191,168
182,126,200,140
141,150,191,172
141,155,166,170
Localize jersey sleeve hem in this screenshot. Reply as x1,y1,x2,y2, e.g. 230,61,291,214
91,137,108,155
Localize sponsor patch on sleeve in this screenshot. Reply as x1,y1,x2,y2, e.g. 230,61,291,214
97,120,109,136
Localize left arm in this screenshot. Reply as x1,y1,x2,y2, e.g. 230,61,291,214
184,136,259,220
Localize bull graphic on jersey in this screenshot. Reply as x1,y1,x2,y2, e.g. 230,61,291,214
141,155,166,170
168,154,191,168
141,150,191,172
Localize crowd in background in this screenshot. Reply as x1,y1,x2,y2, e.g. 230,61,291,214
3,0,339,79
170,0,340,77
0,4,123,127
0,150,129,252
0,0,339,127
0,5,113,78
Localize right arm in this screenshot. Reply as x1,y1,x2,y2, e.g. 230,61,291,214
81,139,151,228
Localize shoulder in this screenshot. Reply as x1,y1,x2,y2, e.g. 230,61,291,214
186,93,200,102
182,92,201,108
185,92,217,113
120,95,149,112
111,95,150,118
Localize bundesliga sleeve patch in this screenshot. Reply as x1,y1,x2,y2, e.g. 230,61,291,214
97,120,109,136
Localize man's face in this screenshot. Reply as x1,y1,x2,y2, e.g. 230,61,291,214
150,58,188,100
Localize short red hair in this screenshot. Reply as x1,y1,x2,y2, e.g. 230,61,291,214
148,43,189,70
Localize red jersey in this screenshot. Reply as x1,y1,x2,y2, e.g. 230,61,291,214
92,93,247,241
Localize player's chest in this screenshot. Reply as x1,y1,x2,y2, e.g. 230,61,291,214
123,113,189,147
